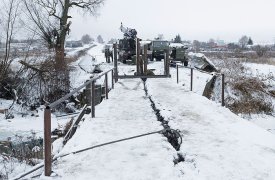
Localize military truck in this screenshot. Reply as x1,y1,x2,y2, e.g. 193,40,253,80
170,43,189,66
149,40,169,61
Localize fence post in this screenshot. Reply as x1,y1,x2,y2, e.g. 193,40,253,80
105,74,108,99
113,43,118,82
164,52,167,75
136,38,140,75
144,44,148,75
91,81,95,118
44,106,51,176
190,68,193,91
111,69,114,89
166,49,170,76
222,74,225,106
176,65,179,84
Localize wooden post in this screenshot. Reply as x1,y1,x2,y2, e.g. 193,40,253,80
105,74,108,99
140,55,144,75
111,69,114,89
44,106,51,176
144,44,148,75
222,74,225,106
190,68,193,91
113,43,118,82
164,52,167,75
165,49,170,76
91,81,95,118
136,38,140,75
176,65,179,84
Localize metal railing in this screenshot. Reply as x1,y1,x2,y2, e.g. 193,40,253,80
174,63,225,107
44,68,115,176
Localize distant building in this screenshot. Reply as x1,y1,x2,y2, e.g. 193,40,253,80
65,41,83,48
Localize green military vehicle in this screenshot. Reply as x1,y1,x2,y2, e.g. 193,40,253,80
170,43,189,66
148,40,169,61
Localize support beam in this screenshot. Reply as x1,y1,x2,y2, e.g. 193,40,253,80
117,75,171,79
222,74,225,107
136,38,140,75
111,69,114,89
176,65,179,84
91,81,95,118
190,68,193,91
44,106,52,176
143,44,148,75
105,74,108,99
113,43,118,82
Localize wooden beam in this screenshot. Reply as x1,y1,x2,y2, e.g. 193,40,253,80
117,75,171,79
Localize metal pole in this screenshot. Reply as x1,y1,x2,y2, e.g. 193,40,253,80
176,65,179,84
91,81,95,118
222,74,225,106
164,52,167,75
136,38,140,75
105,74,108,99
113,43,118,82
144,44,148,75
44,106,51,176
166,49,170,76
190,68,193,91
111,69,114,89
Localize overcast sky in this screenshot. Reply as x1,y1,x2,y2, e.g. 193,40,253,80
69,0,275,43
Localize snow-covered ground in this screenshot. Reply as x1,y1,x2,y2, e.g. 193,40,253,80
4,43,275,179
31,75,275,180
242,62,275,134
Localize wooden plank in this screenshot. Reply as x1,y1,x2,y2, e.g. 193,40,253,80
143,44,148,75
113,43,118,82
117,75,171,79
105,74,108,99
63,105,87,145
44,106,52,176
222,74,225,106
91,81,95,118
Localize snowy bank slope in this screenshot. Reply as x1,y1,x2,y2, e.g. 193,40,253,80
146,78,275,180
52,79,181,180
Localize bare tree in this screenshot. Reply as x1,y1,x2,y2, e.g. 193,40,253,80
193,40,201,52
23,0,105,101
239,35,249,49
0,0,21,83
254,45,268,57
81,34,92,44
24,0,104,67
97,35,104,43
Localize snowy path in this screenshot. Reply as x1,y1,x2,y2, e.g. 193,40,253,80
146,78,275,180
47,76,275,180
52,79,182,180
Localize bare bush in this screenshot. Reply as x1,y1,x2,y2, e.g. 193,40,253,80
212,58,274,115
254,45,268,57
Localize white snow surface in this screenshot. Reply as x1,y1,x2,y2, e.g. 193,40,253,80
48,77,275,179
4,43,275,179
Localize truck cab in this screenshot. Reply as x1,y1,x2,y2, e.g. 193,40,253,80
150,40,169,61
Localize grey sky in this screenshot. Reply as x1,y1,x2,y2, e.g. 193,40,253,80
70,0,275,43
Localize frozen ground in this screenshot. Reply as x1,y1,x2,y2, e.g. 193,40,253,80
4,44,275,179
28,76,275,180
